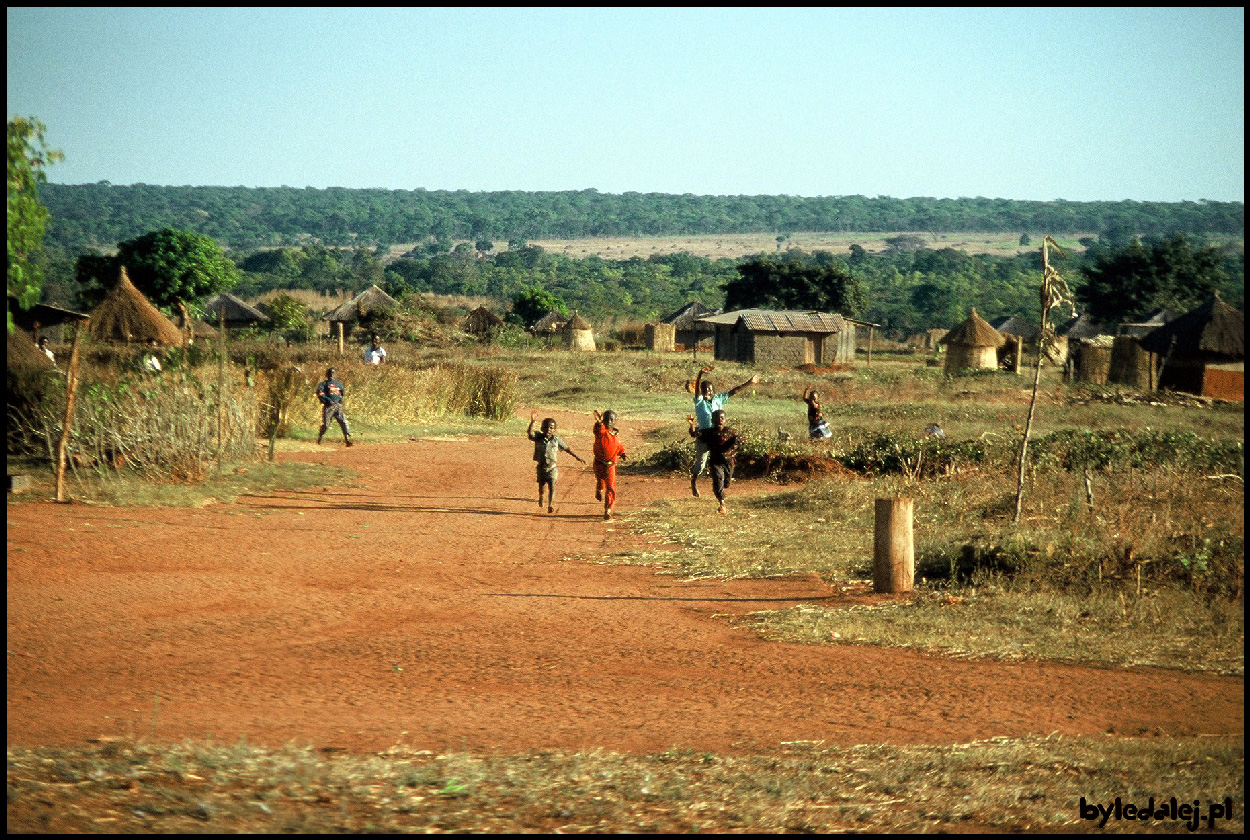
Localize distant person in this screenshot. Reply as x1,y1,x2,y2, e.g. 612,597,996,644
315,367,353,447
141,340,163,374
592,409,627,521
688,409,739,515
363,333,388,365
690,364,757,497
36,336,55,365
527,413,584,514
803,386,832,440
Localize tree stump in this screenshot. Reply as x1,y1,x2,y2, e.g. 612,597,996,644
874,498,914,593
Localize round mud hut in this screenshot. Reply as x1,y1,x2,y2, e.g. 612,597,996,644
86,267,185,347
938,309,1006,372
563,313,596,351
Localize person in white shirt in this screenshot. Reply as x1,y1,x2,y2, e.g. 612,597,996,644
363,334,387,365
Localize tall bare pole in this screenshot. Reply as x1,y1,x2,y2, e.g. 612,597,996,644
1013,236,1073,525
55,321,86,502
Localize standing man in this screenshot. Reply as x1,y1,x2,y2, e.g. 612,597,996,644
690,364,757,497
363,333,388,365
316,367,353,447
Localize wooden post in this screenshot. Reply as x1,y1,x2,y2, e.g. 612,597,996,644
873,497,914,593
55,321,86,503
217,309,227,462
866,325,874,369
1012,336,1022,374
336,321,344,356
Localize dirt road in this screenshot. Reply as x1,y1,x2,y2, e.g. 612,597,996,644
6,411,1243,755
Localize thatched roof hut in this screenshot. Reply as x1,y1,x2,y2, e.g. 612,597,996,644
463,305,504,336
7,326,56,371
203,292,270,328
1059,313,1113,341
939,309,1005,372
564,313,596,351
1138,295,1244,399
993,315,1039,342
530,310,567,335
86,268,184,346
662,300,720,347
322,285,399,325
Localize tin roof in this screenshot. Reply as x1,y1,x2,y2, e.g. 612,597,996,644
695,309,847,334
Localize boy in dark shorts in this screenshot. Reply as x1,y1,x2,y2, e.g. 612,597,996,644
592,409,627,520
316,367,352,446
687,409,739,514
527,412,585,513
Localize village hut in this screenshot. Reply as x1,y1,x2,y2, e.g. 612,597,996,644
202,292,270,330
7,296,89,343
563,312,596,352
695,309,854,366
661,301,720,348
1058,313,1114,380
938,309,1006,372
462,305,504,338
323,285,399,335
529,310,567,336
7,325,56,371
1138,294,1244,400
1118,309,1180,339
86,267,184,346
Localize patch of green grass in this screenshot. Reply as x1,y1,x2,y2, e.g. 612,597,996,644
6,735,1241,833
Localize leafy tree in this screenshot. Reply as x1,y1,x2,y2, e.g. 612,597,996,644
8,117,63,331
262,293,314,341
1076,234,1228,322
76,227,241,313
510,285,568,326
723,254,865,316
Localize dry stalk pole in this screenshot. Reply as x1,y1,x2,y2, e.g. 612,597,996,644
217,309,227,463
54,321,86,502
1013,237,1073,525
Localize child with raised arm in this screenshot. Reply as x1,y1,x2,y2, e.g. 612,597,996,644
803,385,832,440
593,409,627,520
527,413,584,513
688,409,739,514
691,364,758,497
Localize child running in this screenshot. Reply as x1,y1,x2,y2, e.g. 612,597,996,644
687,409,739,514
592,410,627,520
527,412,585,513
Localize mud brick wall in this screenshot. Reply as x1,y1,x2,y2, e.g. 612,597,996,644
646,322,675,352
752,334,809,366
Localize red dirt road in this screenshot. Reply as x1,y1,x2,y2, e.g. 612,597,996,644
6,411,1243,755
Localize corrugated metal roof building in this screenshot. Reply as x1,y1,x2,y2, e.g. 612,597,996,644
694,309,855,366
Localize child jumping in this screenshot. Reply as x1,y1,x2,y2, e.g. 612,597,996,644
592,410,627,520
688,409,739,514
527,412,584,513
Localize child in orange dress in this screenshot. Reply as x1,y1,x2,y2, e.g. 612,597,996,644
592,410,627,520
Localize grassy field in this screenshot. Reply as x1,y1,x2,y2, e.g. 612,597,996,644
8,341,1243,833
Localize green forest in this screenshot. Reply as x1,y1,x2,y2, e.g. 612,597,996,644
29,184,1247,338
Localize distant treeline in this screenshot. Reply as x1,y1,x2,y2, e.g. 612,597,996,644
40,183,1244,251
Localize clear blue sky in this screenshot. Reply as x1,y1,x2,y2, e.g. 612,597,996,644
7,7,1244,202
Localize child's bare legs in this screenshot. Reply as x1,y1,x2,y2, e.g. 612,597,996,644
711,464,729,514
538,473,555,513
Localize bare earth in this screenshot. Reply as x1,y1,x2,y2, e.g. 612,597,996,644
6,410,1243,756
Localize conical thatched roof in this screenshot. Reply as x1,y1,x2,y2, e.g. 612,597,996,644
86,268,184,346
939,309,1006,348
662,301,719,330
462,305,503,334
7,326,55,370
993,314,1039,341
323,285,399,322
530,310,567,334
1059,312,1111,340
565,313,592,331
1138,295,1244,360
203,292,269,324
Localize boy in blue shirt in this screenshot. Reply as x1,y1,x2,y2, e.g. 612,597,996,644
690,365,757,497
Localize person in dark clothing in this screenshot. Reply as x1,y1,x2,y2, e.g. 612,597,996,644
527,412,585,513
316,367,352,447
687,409,739,514
803,385,832,439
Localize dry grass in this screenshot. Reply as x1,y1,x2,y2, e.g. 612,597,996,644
7,735,1241,833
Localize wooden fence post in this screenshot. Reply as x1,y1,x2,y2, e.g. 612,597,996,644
55,321,87,503
874,497,914,593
